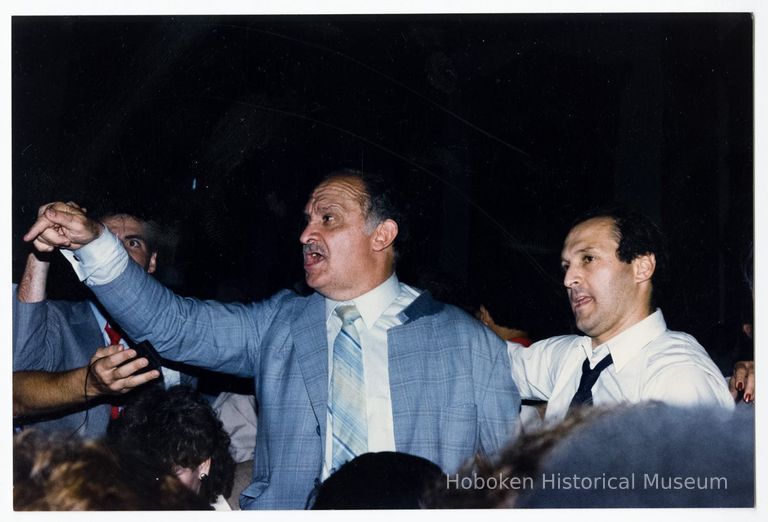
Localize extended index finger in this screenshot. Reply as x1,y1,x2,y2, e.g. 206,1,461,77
23,202,76,240
23,212,57,242
24,204,96,246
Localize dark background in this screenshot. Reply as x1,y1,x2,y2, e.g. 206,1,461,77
11,14,754,368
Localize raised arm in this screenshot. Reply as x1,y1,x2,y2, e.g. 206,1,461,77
15,203,161,416
23,200,276,378
17,252,51,303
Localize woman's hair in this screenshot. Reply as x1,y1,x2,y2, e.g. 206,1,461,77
13,429,210,510
106,385,235,504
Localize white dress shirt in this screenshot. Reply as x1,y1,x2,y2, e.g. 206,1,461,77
61,224,129,285
321,273,420,479
507,309,734,424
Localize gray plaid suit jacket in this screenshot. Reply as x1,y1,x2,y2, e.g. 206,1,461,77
13,295,199,438
13,298,113,437
92,260,521,509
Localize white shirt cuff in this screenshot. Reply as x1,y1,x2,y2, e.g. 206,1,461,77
60,224,129,285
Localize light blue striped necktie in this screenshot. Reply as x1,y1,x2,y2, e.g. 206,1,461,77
329,304,367,472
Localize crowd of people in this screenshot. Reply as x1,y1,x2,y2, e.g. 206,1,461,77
12,168,754,510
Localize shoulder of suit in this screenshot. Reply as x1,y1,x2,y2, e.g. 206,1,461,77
528,334,582,353
44,298,95,321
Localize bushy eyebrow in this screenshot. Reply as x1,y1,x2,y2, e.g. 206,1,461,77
124,234,145,243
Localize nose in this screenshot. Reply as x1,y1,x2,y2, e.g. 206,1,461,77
299,220,315,245
563,264,580,289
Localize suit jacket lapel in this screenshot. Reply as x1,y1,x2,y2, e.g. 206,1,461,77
388,291,442,450
292,292,329,435
78,300,107,342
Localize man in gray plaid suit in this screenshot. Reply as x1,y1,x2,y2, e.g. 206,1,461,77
25,169,521,509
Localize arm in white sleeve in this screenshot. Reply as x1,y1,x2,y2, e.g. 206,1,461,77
507,338,559,401
644,365,735,410
60,224,129,285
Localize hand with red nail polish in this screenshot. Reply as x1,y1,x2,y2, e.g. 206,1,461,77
728,360,755,403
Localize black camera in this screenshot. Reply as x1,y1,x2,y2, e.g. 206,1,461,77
121,340,163,376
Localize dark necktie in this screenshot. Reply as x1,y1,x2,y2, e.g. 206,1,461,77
568,353,614,413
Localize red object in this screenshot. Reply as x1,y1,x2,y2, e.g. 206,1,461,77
104,323,122,345
509,336,533,347
104,323,123,419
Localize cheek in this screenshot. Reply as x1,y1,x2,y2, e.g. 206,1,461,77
331,233,367,262
174,468,199,491
593,268,631,305
586,269,613,300
127,250,149,268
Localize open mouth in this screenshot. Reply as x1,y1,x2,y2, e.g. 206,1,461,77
304,251,325,268
303,242,327,270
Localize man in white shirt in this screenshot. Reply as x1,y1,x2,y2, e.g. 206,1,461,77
508,207,734,425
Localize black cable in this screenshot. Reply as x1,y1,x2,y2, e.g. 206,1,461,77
68,357,100,438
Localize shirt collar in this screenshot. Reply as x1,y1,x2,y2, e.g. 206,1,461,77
325,273,400,329
582,309,667,372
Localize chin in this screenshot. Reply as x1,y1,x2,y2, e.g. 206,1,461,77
304,273,324,289
575,320,595,336
307,280,335,298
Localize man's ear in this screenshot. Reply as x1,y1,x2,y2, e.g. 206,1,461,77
147,252,158,274
371,219,398,252
633,253,656,283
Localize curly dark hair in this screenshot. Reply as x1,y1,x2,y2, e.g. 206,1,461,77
106,385,235,504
